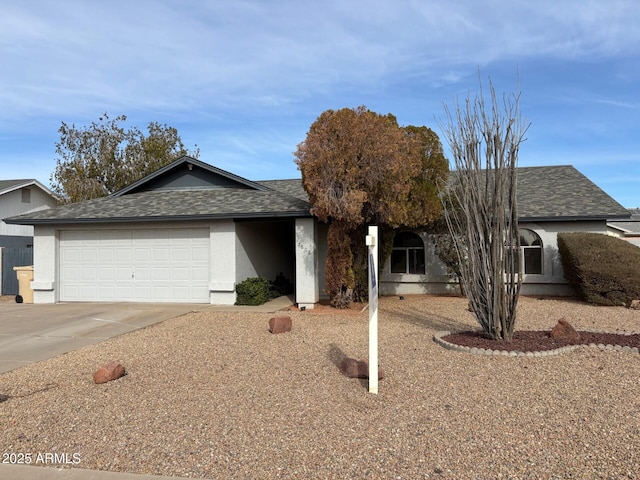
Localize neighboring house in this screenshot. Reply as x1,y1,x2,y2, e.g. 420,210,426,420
607,208,640,247
0,179,59,295
4,158,630,305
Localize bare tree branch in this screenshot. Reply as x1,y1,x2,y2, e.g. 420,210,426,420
439,77,529,341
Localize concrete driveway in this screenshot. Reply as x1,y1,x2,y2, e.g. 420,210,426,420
0,302,207,374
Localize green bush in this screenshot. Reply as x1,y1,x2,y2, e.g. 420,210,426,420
235,277,277,306
235,273,294,306
557,232,640,306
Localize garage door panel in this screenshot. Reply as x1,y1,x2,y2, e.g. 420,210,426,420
151,285,171,299
192,266,209,282
133,248,152,262
99,285,115,298
116,285,133,300
153,248,170,261
172,267,190,281
117,249,132,262
152,269,171,282
98,249,116,262
192,245,209,257
60,228,210,302
78,284,98,299
62,267,79,282
134,267,152,281
116,267,132,282
81,269,98,281
61,249,80,262
133,285,152,301
171,248,190,262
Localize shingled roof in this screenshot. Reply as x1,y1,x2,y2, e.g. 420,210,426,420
516,165,628,221
608,208,640,234
4,157,311,225
4,161,628,225
0,179,57,198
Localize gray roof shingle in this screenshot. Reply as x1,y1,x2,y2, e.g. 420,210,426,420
4,164,628,225
5,187,311,224
257,179,309,201
516,165,629,220
608,209,640,234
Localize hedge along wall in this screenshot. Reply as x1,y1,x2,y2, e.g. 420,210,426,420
557,232,640,306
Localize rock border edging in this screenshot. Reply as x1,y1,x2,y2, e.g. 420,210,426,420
433,330,640,357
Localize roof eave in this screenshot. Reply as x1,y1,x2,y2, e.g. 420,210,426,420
518,215,625,222
4,210,313,225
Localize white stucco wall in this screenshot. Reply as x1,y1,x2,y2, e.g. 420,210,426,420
209,220,237,305
380,220,610,297
516,221,606,296
295,218,319,308
380,232,461,296
31,225,58,303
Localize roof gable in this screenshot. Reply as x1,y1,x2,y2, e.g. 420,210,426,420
0,179,58,200
113,156,268,196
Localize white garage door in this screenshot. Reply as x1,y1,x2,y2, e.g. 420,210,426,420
60,228,210,302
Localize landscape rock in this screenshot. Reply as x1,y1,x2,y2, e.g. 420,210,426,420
339,358,385,380
268,316,292,334
93,361,126,384
550,318,581,343
629,299,640,310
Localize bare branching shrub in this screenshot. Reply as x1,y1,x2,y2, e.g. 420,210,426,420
439,79,528,341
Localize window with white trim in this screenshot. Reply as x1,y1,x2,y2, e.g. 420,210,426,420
390,232,425,274
518,229,543,274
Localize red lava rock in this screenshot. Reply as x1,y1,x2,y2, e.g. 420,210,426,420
550,318,581,343
93,361,126,384
268,316,292,334
339,358,385,380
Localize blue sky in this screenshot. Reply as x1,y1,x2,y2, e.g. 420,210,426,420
1,0,638,207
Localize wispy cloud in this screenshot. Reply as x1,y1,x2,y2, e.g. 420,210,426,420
3,0,639,122
0,0,638,204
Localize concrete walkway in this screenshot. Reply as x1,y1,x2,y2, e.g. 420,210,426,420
0,295,294,480
0,464,210,480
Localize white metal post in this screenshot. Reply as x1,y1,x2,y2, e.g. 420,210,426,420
366,225,379,394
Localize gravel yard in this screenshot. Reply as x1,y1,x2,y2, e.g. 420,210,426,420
0,295,639,479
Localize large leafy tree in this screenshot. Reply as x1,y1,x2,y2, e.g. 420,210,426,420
51,113,200,203
294,106,448,305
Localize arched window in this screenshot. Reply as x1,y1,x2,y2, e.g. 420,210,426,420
390,232,425,274
519,229,543,274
